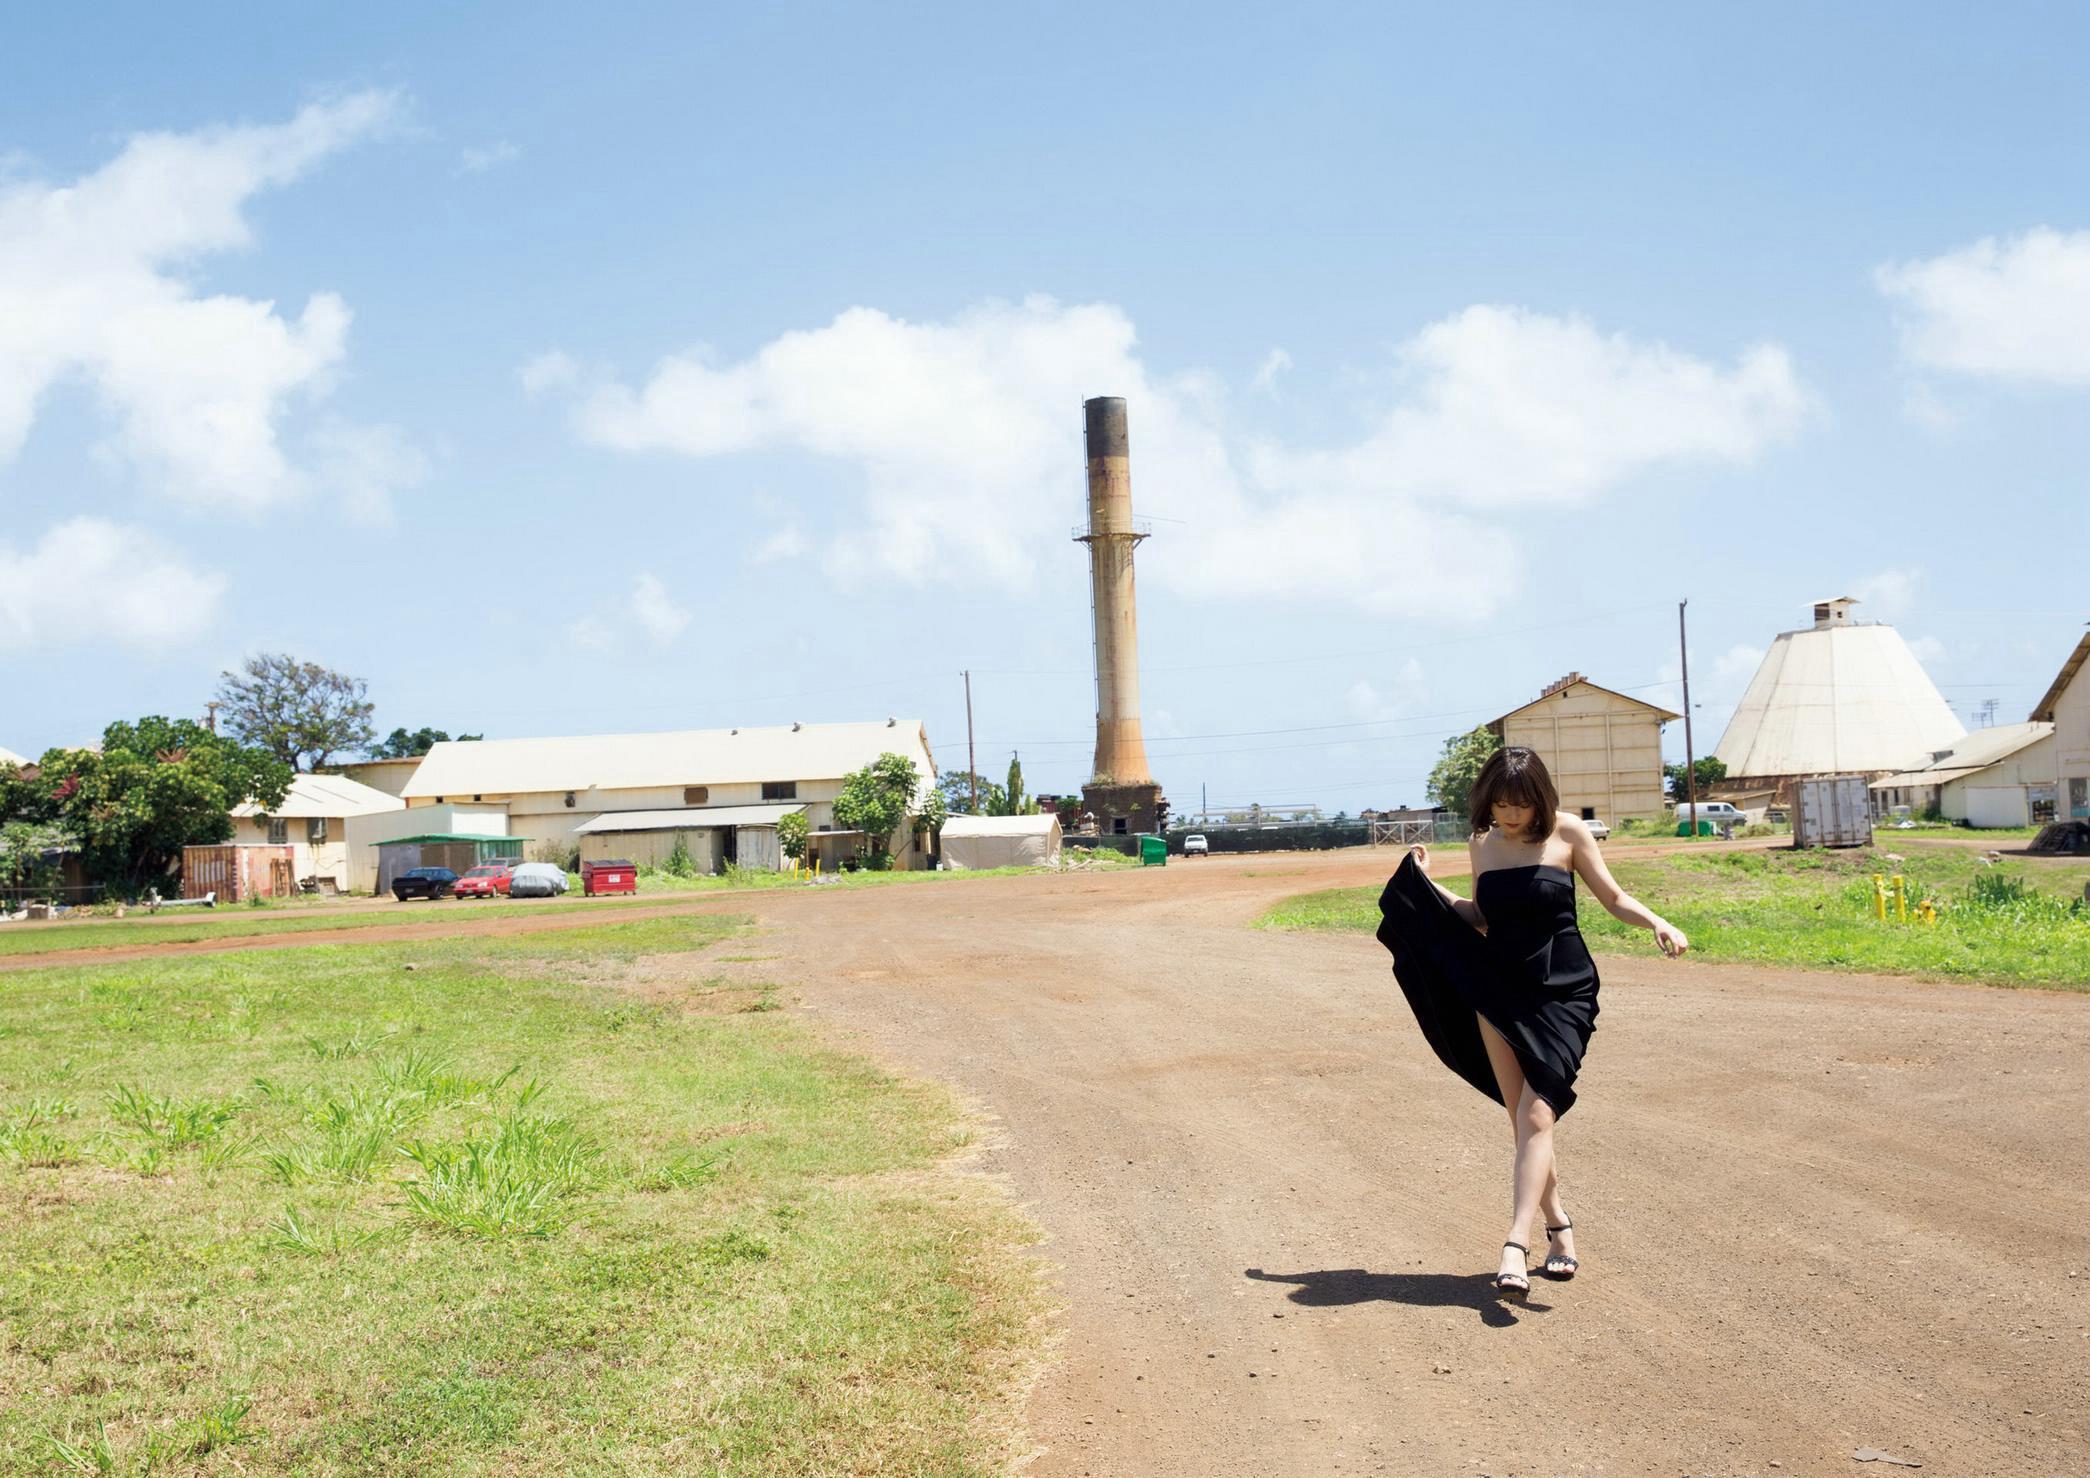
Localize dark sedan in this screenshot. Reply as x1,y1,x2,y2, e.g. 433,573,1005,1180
392,866,458,901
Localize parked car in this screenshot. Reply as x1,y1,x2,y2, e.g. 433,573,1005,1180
1675,800,1747,827
392,866,458,901
507,861,571,898
1182,833,1209,856
1584,818,1611,841
452,861,517,899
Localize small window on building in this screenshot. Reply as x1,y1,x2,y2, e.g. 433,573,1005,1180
1112,816,1128,835
761,781,797,801
307,817,328,845
265,818,289,845
684,786,709,806
1581,807,1596,821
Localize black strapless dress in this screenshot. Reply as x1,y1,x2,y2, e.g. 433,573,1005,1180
1375,854,1600,1116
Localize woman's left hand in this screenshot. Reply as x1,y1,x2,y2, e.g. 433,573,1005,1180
1654,919,1689,958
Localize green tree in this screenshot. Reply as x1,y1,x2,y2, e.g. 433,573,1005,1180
1663,755,1728,799
831,752,923,869
35,718,292,894
1000,753,1028,816
215,653,376,771
1426,725,1503,812
936,769,1005,817
777,810,810,861
0,820,65,897
369,727,483,760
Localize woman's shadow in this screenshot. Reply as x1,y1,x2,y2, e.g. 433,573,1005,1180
1244,1266,1551,1326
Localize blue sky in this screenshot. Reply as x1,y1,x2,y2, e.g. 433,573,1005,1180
3,2,2086,810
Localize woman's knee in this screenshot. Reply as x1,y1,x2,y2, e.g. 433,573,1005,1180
1515,1085,1555,1137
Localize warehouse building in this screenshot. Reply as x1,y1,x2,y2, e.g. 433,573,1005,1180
1867,721,2056,827
228,772,405,893
2031,629,2090,825
1488,673,1678,824
395,719,938,872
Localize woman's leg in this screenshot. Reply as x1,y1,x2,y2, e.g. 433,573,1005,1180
1477,1016,1548,1283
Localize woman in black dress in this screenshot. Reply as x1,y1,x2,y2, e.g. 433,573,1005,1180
1375,746,1689,1300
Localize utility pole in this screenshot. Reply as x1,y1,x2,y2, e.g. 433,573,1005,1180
963,670,978,815
204,700,221,735
1679,600,1698,836
1202,781,1207,825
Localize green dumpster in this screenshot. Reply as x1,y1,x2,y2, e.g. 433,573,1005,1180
1674,819,1715,836
1139,834,1168,866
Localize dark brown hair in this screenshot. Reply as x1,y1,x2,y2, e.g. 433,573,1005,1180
1467,746,1559,842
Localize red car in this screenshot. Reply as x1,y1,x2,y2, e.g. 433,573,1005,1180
452,861,517,899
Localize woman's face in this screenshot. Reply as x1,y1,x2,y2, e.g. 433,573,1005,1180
1491,799,1536,837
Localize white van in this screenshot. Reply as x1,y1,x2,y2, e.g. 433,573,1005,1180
1676,801,1746,827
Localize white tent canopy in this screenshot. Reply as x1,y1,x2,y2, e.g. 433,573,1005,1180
940,813,1061,869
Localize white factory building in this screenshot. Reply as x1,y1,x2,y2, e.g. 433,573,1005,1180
344,719,938,876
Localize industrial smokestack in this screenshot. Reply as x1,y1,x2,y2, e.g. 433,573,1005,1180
1079,396,1154,787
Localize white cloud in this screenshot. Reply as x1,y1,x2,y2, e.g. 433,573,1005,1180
456,140,519,174
536,297,1809,617
1346,659,1428,723
1713,642,1765,682
0,517,223,647
748,523,807,565
569,573,691,652
1850,567,1921,621
1906,634,1948,665
519,351,579,397
629,573,690,646
1252,347,1293,395
0,92,404,510
1877,228,2090,383
309,420,428,524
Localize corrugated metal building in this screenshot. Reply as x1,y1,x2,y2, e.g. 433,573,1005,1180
398,720,937,871
1715,598,1964,798
1489,673,1678,823
2031,630,2090,823
344,802,512,893
229,773,405,892
572,803,803,873
1867,721,2057,826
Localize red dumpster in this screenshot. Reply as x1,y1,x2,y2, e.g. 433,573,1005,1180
581,858,638,897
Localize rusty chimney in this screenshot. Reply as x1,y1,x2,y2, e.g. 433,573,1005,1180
1078,396,1154,787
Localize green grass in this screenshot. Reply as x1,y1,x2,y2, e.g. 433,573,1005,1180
1257,846,2090,989
0,915,1046,1473
0,852,1137,960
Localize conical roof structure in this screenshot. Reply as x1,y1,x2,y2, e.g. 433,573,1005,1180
1714,597,1964,779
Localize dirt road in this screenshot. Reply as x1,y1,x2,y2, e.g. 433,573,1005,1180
15,846,2085,1473
721,848,2084,1476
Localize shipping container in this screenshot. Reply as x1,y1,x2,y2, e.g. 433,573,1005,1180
181,844,298,901
1793,775,1873,848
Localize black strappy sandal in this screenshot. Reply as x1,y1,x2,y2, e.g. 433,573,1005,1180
1493,1241,1530,1300
1542,1221,1578,1280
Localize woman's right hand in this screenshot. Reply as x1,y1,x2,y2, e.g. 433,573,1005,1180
1407,843,1429,873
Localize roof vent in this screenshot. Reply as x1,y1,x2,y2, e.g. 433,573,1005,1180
730,728,738,735
886,717,896,727
792,722,802,732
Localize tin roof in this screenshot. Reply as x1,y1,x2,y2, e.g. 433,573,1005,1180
0,745,27,767
403,720,935,799
1491,675,1682,726
1868,766,1986,790
2030,630,2090,723
939,813,1063,838
573,803,807,834
375,834,525,846
233,772,406,821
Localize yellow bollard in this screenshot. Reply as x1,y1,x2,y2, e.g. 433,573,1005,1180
1872,875,1886,921
1892,874,1907,923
